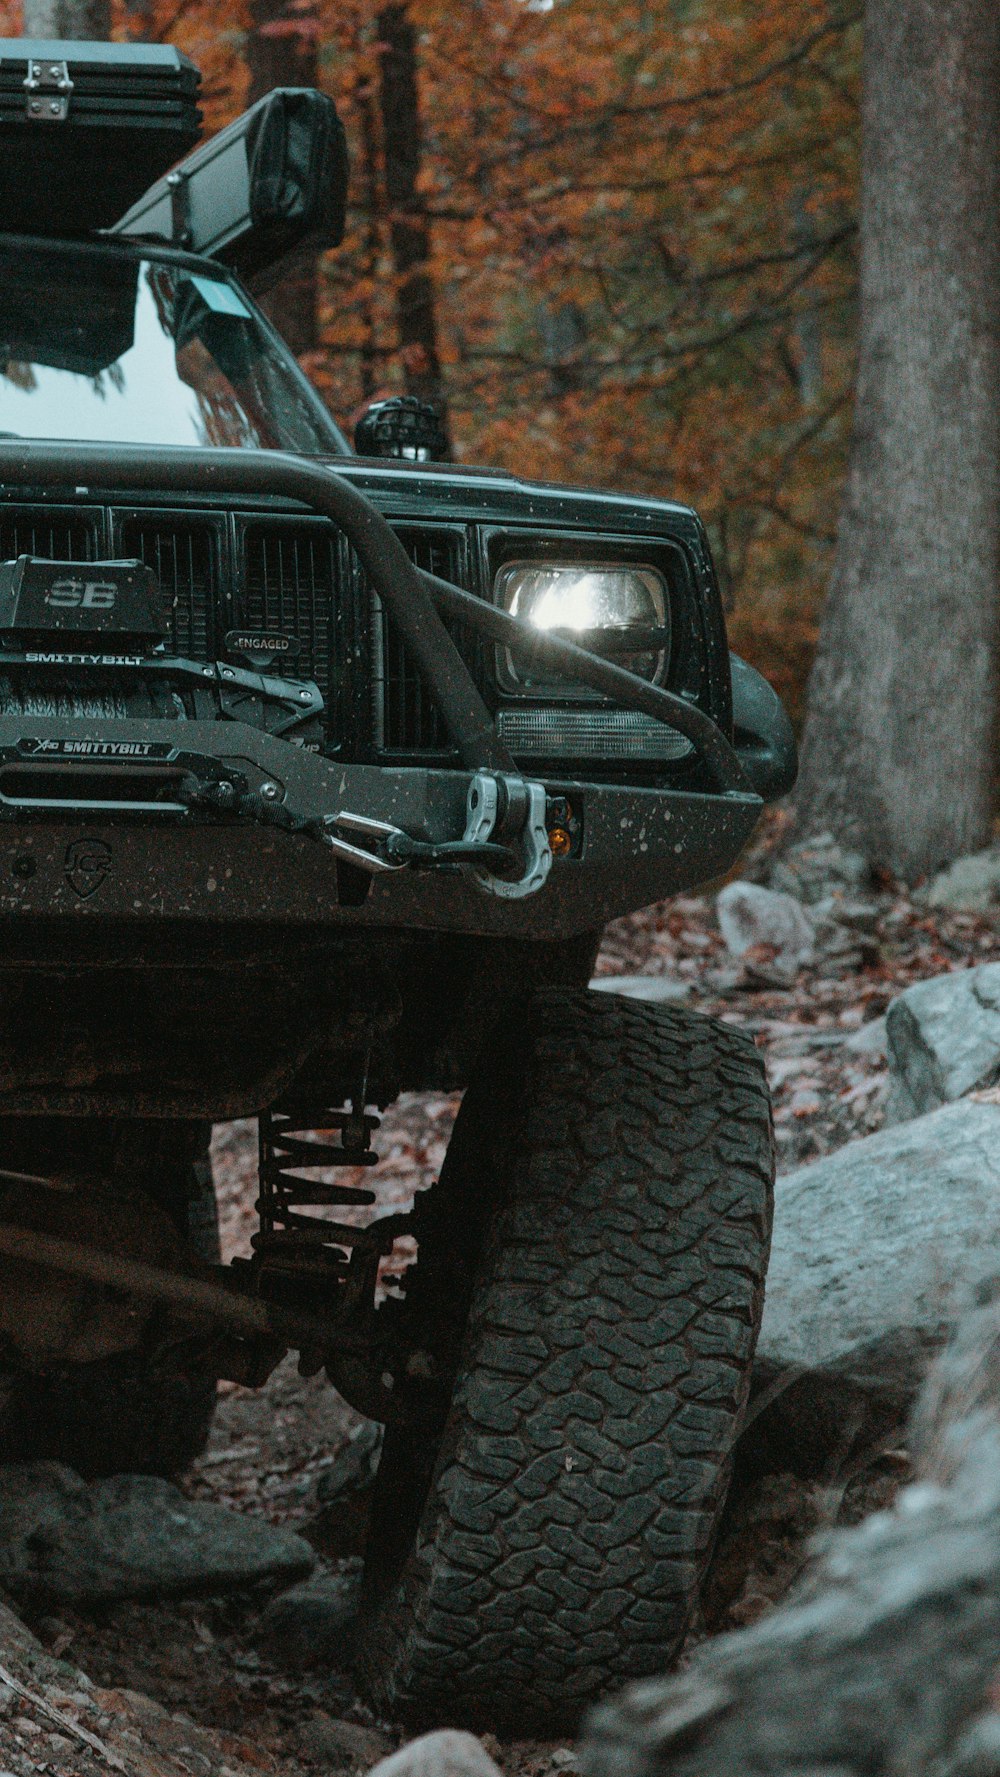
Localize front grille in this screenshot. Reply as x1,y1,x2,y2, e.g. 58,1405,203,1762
119,517,215,659
0,503,486,760
241,523,340,741
375,529,477,752
0,508,99,565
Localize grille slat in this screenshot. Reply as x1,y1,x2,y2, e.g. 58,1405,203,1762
375,530,477,753
0,504,479,759
242,523,340,744
0,509,98,565
119,516,214,660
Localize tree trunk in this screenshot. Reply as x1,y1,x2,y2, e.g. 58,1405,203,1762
792,0,1000,881
582,1291,1000,1777
22,0,110,32
121,0,155,40
245,0,320,357
352,69,385,405
376,3,449,437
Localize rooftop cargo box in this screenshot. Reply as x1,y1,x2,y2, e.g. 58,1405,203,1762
113,86,348,282
0,39,201,238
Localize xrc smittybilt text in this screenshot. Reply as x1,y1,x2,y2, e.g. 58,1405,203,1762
0,38,795,1729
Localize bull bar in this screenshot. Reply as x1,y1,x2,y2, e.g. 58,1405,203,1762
0,442,753,797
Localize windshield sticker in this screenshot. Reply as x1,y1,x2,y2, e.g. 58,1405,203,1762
188,275,252,319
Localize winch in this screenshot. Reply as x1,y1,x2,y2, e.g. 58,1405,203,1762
0,552,326,749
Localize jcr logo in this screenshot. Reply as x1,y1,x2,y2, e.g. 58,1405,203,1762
44,579,118,610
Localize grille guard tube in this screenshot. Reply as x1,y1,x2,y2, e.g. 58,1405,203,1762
0,443,751,795
418,567,751,796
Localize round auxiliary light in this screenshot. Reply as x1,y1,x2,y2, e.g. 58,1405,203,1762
353,396,448,462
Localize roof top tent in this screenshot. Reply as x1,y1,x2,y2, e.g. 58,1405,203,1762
0,38,349,283
0,40,201,236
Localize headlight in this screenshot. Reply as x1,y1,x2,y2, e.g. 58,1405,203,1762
495,560,670,691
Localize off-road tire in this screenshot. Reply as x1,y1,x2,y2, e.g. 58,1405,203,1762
356,990,774,1731
0,1130,220,1477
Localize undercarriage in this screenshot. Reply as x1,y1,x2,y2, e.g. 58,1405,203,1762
0,1103,452,1431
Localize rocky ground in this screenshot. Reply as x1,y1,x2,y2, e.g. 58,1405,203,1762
4,813,1000,1777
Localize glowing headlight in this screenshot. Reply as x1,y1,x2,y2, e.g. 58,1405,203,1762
495,560,670,690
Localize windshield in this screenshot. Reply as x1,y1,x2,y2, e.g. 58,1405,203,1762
0,239,349,455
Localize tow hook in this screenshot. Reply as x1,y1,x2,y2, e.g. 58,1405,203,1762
463,773,552,900
319,811,408,873
320,809,513,875
322,775,552,898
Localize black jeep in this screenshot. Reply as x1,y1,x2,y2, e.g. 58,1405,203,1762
0,38,794,1729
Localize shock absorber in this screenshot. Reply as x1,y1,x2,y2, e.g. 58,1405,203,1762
252,1093,409,1346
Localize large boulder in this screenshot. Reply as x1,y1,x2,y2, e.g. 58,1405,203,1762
715,881,815,983
885,963,1000,1121
919,844,1000,913
0,1463,315,1606
768,831,871,905
747,1099,1000,1471
582,1293,1000,1777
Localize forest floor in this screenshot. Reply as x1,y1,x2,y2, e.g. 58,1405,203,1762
4,816,1000,1777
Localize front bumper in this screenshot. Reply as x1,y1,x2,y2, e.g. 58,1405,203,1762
0,716,761,939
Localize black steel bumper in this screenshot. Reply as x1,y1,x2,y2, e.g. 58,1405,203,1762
0,717,760,937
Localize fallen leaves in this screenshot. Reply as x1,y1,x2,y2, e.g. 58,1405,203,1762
0,1660,125,1772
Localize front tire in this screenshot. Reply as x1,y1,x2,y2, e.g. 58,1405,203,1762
356,991,774,1730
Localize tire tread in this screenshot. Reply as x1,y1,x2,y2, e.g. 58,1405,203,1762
358,991,774,1728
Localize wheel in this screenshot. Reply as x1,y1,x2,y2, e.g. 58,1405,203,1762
0,1121,220,1477
355,990,774,1731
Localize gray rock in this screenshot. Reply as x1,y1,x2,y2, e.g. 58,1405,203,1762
0,1463,315,1606
748,1100,1000,1471
944,1713,1000,1777
768,830,871,905
808,894,881,972
844,1015,887,1057
369,1732,504,1777
253,1565,362,1671
921,846,1000,913
296,1713,393,1770
316,1421,382,1506
716,881,814,983
884,1073,922,1124
306,1422,383,1559
0,1597,42,1661
812,896,882,935
885,964,1000,1122
589,974,691,1003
